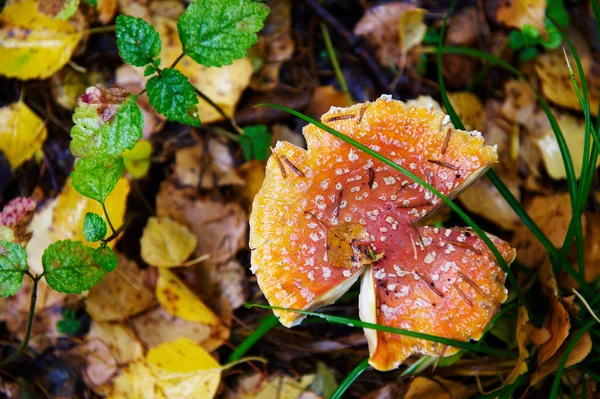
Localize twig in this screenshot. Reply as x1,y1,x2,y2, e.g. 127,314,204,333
302,0,401,97
0,274,41,366
86,25,116,35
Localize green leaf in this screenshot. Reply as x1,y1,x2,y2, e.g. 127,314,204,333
541,19,562,49
71,156,125,204
240,124,271,161
116,15,162,67
92,245,118,272
70,88,143,158
144,65,157,76
177,0,270,67
522,24,540,41
146,68,200,126
42,240,105,294
57,308,81,335
83,212,107,242
508,30,524,50
519,46,539,62
436,350,465,367
53,0,80,20
547,0,570,27
84,0,97,7
0,240,28,298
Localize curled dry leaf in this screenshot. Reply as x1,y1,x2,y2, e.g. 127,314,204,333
250,96,515,370
0,0,82,79
530,330,592,386
156,181,248,264
496,0,546,33
110,338,221,399
404,376,470,399
224,373,317,399
447,92,485,131
26,177,129,274
0,101,47,169
174,141,244,190
353,3,419,67
140,217,197,268
506,306,532,384
560,212,600,289
85,253,154,322
536,48,599,117
512,192,584,267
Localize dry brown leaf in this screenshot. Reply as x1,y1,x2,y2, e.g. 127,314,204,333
537,296,571,364
512,193,585,267
174,140,244,189
560,212,600,289
506,306,532,384
530,330,592,386
353,2,418,67
447,92,485,131
140,217,197,267
85,253,154,322
215,259,247,310
234,160,266,212
96,0,117,24
306,86,353,120
224,373,317,399
117,0,150,20
404,376,470,399
156,181,248,263
459,178,521,231
446,7,486,46
496,0,546,33
536,48,599,117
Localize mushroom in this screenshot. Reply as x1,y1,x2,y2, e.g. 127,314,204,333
249,95,516,371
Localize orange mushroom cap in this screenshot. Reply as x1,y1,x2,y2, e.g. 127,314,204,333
249,96,516,371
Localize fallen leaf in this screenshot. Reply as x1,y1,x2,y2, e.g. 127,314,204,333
156,181,248,264
85,253,154,322
506,306,532,384
306,86,353,120
537,295,570,364
496,0,546,33
234,160,266,211
446,7,487,46
51,68,105,110
96,0,117,25
0,0,82,79
560,212,600,289
0,101,47,169
460,178,521,231
404,376,470,399
398,8,427,59
224,373,316,399
447,92,486,131
123,139,152,179
140,217,197,267
215,259,247,310
530,330,592,386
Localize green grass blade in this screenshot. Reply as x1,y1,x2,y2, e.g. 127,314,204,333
550,320,596,398
329,357,370,399
226,314,279,363
246,303,518,358
259,103,526,307
321,23,353,105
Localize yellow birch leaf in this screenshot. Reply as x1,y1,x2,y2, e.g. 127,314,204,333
156,268,219,326
0,101,47,169
140,217,197,267
110,360,159,399
405,376,470,399
447,92,486,131
146,338,221,399
398,8,426,54
0,0,82,79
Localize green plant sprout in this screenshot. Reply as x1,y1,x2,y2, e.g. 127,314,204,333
0,0,270,365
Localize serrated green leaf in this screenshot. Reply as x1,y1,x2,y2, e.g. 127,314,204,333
71,156,125,204
70,87,143,158
42,240,105,294
177,0,269,67
240,124,271,161
144,65,156,76
146,68,200,126
116,15,162,67
83,212,107,242
0,240,28,298
92,245,118,271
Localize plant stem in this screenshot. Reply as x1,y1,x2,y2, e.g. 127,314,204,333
320,23,353,104
0,274,40,366
170,53,186,69
192,88,244,135
102,202,116,235
86,25,116,35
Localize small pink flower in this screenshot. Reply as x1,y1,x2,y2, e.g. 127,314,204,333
0,197,37,227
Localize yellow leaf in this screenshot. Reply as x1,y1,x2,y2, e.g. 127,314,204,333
51,177,130,246
0,0,82,79
140,217,197,267
506,306,531,384
398,8,426,54
404,376,470,399
0,101,47,169
447,92,486,131
155,268,219,325
496,0,546,33
123,139,152,179
110,360,159,399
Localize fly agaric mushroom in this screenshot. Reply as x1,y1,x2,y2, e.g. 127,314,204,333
249,96,516,371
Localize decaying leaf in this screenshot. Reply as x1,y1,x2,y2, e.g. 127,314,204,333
235,161,267,211
536,48,599,117
496,0,546,33
447,92,485,131
506,306,532,384
404,376,470,399
224,373,317,399
530,330,592,386
0,101,47,169
460,178,521,231
85,254,154,322
156,181,248,264
560,212,600,289
250,96,515,370
512,192,585,267
110,338,222,399
398,8,427,58
0,0,82,79
140,217,197,267
306,86,353,120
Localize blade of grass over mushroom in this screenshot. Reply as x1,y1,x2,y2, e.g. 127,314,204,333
226,314,279,363
430,45,592,294
246,303,519,358
551,320,596,398
329,357,370,399
258,103,527,308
